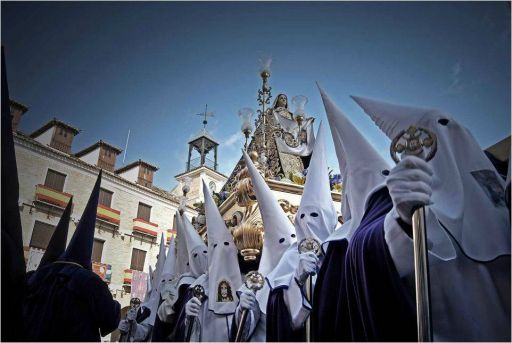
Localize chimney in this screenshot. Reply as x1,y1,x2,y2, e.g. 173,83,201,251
9,100,28,132
115,159,158,188
75,140,123,172
29,118,79,154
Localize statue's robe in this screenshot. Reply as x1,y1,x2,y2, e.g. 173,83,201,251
24,263,120,341
311,187,417,341
174,275,234,342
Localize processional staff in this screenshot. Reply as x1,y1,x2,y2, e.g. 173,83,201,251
297,237,322,342
235,271,265,342
390,125,437,342
185,285,206,342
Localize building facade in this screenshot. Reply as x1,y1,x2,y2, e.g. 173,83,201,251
13,109,200,316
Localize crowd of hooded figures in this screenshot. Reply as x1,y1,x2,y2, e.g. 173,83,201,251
2,46,510,342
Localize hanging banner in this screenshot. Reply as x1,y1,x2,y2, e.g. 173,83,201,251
131,270,149,301
26,247,45,272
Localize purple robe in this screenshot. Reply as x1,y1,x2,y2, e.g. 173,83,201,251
266,287,306,341
24,263,120,341
173,286,194,342
312,187,417,341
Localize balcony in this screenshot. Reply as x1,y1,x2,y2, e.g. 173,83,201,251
35,184,72,208
92,262,112,283
96,204,120,226
123,268,132,284
132,218,158,237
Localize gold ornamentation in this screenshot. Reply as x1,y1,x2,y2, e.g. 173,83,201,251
232,220,263,261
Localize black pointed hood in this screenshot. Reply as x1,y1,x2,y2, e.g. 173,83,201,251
39,198,73,269
1,46,28,341
59,171,102,269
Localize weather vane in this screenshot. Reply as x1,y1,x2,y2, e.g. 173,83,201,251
195,104,215,129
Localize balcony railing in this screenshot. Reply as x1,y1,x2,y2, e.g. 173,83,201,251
97,204,121,225
132,218,158,237
92,262,112,283
35,184,72,208
123,268,132,284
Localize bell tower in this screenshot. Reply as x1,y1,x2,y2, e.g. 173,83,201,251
186,104,219,172
174,105,227,206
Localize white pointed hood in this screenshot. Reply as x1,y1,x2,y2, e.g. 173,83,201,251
146,234,166,325
181,214,208,277
318,86,390,243
242,149,297,314
202,181,242,314
352,95,510,261
152,233,167,290
160,236,177,283
143,265,153,303
242,149,297,276
295,122,337,243
175,214,190,276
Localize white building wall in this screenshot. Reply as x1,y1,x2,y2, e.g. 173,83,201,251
32,127,55,147
78,148,100,166
14,136,196,310
117,166,139,183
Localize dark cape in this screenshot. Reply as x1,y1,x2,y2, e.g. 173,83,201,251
311,187,417,341
172,284,194,342
266,287,306,342
24,263,121,342
1,47,27,342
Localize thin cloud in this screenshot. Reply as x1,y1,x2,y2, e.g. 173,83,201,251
446,62,464,94
222,132,243,148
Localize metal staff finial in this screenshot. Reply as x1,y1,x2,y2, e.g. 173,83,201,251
390,125,437,342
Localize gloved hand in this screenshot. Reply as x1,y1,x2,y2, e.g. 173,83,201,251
386,155,433,225
185,297,202,317
239,289,256,310
294,251,319,285
118,319,129,333
126,308,137,322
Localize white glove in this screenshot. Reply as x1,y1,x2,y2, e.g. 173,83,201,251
126,308,137,322
239,289,256,310
118,320,129,333
294,251,319,285
386,156,433,225
185,297,202,317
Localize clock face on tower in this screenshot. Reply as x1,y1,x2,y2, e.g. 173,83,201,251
209,181,216,193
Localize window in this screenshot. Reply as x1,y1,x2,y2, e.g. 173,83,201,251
130,248,146,271
44,169,66,192
137,202,151,222
29,221,55,250
92,239,104,262
99,188,113,208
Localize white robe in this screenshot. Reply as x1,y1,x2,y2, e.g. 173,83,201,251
188,274,235,342
384,208,511,341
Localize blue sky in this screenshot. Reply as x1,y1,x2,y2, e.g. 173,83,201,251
2,1,510,190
